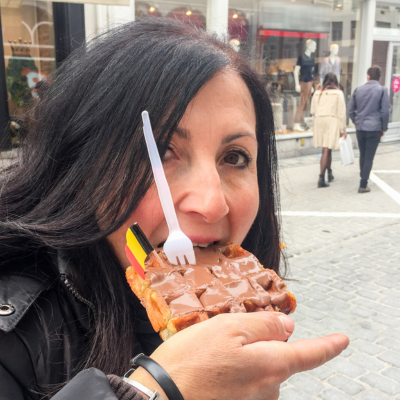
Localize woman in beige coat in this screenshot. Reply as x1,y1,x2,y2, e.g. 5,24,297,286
311,72,347,188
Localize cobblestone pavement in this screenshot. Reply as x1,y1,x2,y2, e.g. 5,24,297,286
278,142,400,400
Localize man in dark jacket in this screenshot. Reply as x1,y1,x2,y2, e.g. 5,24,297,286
348,66,390,193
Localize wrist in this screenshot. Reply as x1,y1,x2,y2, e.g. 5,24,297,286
129,367,169,400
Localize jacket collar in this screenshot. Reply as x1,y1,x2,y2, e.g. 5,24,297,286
0,265,55,332
0,250,93,333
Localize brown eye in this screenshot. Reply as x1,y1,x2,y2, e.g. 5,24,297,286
225,153,240,165
223,151,250,168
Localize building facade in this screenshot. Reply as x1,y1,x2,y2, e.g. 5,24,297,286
1,0,399,148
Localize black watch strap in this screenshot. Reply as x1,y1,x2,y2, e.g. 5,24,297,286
131,354,184,400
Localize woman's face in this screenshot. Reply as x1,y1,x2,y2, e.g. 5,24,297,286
109,70,259,268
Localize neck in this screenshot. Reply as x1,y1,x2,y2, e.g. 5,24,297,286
305,49,312,57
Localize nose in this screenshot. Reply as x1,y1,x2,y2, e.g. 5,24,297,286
176,167,229,224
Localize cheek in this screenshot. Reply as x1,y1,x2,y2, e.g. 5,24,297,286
127,185,164,237
226,174,259,243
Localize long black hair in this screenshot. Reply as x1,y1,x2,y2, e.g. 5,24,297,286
322,72,339,91
0,18,283,375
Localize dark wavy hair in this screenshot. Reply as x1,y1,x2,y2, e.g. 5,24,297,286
0,18,284,375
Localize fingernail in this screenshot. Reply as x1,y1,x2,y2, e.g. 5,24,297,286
277,314,294,335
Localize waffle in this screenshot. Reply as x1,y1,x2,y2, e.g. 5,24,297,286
126,243,296,341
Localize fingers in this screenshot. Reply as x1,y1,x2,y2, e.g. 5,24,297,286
213,311,294,344
287,334,349,375
243,333,349,385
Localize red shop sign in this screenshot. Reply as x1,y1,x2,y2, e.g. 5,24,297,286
392,77,400,93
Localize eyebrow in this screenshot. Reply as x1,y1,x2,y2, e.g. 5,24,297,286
174,127,191,141
173,128,256,144
221,132,257,144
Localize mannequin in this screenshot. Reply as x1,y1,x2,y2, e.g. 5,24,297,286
293,39,316,131
320,44,341,84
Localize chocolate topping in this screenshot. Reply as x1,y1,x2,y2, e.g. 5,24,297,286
144,245,290,316
183,267,216,295
199,281,234,310
225,279,271,308
210,264,242,285
169,292,204,317
145,269,189,303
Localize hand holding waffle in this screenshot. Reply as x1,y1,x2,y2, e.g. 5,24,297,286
129,311,349,400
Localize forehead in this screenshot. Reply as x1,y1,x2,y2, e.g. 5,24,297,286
179,70,256,134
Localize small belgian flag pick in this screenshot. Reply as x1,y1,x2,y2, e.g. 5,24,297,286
125,223,154,279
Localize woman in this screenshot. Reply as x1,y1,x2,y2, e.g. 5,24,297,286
311,72,347,188
0,18,348,400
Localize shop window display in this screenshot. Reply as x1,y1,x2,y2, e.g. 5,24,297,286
249,0,362,134
1,1,55,144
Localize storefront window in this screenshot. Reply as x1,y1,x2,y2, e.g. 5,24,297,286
228,0,362,134
1,1,56,143
133,0,363,135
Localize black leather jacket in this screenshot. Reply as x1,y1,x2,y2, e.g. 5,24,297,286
0,249,161,399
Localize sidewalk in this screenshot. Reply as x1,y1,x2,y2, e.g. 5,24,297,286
278,142,400,400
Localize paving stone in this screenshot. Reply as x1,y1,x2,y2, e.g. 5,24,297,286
360,373,400,395
355,389,394,400
279,387,310,400
352,297,382,310
349,353,386,372
324,357,366,379
287,373,324,395
308,365,335,380
376,337,400,353
351,339,385,356
329,290,354,302
378,351,400,368
328,374,366,395
382,367,400,384
296,305,327,321
299,318,329,333
318,388,354,400
372,313,400,328
376,278,399,288
339,346,355,358
350,305,377,319
347,328,380,342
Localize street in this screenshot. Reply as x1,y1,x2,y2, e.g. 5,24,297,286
278,142,400,400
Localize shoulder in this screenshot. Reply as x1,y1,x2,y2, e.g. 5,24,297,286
0,251,57,333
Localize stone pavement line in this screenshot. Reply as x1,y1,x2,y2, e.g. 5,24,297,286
369,171,400,206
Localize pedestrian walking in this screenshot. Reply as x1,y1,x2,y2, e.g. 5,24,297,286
349,65,390,193
311,72,346,188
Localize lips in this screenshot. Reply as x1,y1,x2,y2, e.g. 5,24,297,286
156,238,221,249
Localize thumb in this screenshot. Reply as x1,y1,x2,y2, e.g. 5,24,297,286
226,312,294,344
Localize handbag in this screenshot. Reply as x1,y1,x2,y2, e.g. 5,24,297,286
339,135,354,166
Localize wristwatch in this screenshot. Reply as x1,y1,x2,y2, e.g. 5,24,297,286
122,376,166,400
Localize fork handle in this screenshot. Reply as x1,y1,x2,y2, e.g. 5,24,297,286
142,111,181,233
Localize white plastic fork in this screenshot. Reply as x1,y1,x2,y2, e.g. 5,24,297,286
141,111,196,265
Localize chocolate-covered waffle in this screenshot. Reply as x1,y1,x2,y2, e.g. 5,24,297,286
126,243,296,341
